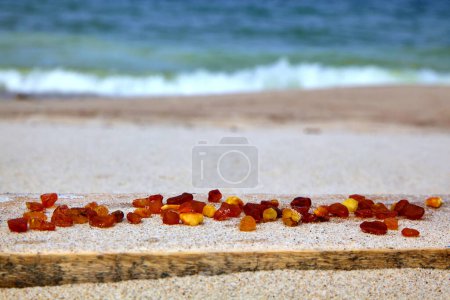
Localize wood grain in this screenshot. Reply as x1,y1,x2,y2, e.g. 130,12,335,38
1,249,449,288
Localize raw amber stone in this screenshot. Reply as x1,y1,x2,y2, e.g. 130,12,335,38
355,209,373,218
213,202,241,221
29,219,56,231
282,208,301,227
162,210,180,225
371,203,389,214
328,203,349,218
403,204,425,220
261,199,279,207
147,198,163,214
349,194,366,201
401,228,420,237
313,206,329,217
262,208,277,222
85,202,99,210
161,204,180,211
7,218,28,233
127,212,142,224
23,211,47,221
26,202,45,212
375,210,398,220
392,199,409,215
167,193,193,205
180,213,204,226
425,197,443,208
360,221,387,235
342,198,358,213
89,214,116,228
111,210,124,223
301,213,318,223
66,208,89,224
132,198,151,208
292,206,310,215
225,196,244,208
40,193,58,208
202,204,216,218
134,208,152,218
148,194,164,202
291,197,312,208
51,205,73,227
178,200,206,214
243,203,263,223
93,205,109,217
208,189,222,203
358,199,375,210
384,217,398,230
239,216,256,231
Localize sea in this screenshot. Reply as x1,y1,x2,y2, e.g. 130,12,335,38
0,0,449,96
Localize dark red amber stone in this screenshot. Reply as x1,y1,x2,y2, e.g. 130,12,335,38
360,221,387,235
167,193,194,205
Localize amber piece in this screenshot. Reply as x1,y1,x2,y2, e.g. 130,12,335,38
180,212,204,226
384,217,398,230
328,203,349,218
302,213,319,223
202,204,216,218
93,205,109,217
167,193,193,205
392,199,409,215
225,196,244,208
162,210,180,225
85,202,99,210
111,210,124,223
89,214,116,228
403,204,425,220
243,203,263,223
148,194,164,202
208,189,222,203
282,208,301,227
239,216,256,231
349,194,366,201
401,228,420,237
147,198,163,214
291,197,312,208
261,199,279,207
132,198,151,208
358,199,375,210
134,207,152,218
213,202,241,221
26,202,45,212
371,203,389,214
313,206,329,217
375,210,398,219
262,208,277,222
127,212,142,224
342,198,358,213
51,205,73,227
425,197,443,208
29,219,56,231
360,221,387,235
355,209,373,218
178,200,206,214
66,208,90,224
7,218,28,233
23,211,47,221
161,204,180,211
40,193,58,208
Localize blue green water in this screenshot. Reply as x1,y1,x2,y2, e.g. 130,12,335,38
0,0,449,95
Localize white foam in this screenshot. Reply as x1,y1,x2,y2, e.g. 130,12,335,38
0,59,449,96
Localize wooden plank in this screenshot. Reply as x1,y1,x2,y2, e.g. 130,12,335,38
1,249,449,288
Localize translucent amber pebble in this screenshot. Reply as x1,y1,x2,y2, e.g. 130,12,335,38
213,202,241,221
29,219,56,231
282,208,301,227
162,210,180,225
342,198,358,213
202,204,216,218
392,199,409,215
360,221,387,235
7,218,28,233
358,199,375,210
134,207,152,218
178,200,206,213
243,203,263,223
127,212,142,224
349,194,366,202
375,210,398,220
111,210,124,223
262,207,277,222
26,202,45,212
167,193,193,205
371,203,389,214
403,204,425,220
132,198,151,208
401,228,420,237
384,217,398,230
85,202,99,210
208,189,222,203
147,198,163,214
355,209,373,218
225,196,244,208
302,213,319,223
89,214,116,228
425,197,443,208
180,212,204,226
261,199,279,207
66,208,90,224
239,216,256,231
51,205,73,227
23,211,47,221
40,193,58,208
93,205,109,217
313,206,329,217
328,203,349,218
161,204,180,211
291,197,312,208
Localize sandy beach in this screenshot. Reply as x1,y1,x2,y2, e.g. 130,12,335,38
0,86,449,299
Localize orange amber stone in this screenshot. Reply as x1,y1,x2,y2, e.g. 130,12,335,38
213,202,241,221
7,218,28,233
167,193,193,205
178,200,206,214
375,210,398,219
262,207,277,222
403,204,425,220
392,199,409,215
85,202,99,210
384,217,398,230
93,205,109,217
162,210,180,225
89,214,116,228
371,203,389,214
134,207,152,218
26,202,45,212
111,210,124,222
40,193,58,208
313,206,329,217
208,189,222,203
401,228,420,237
132,198,151,208
29,219,56,231
179,212,203,226
425,197,443,208
127,212,142,224
51,205,73,227
328,203,349,218
66,208,90,224
282,208,301,227
239,216,257,231
360,221,387,235
23,211,47,221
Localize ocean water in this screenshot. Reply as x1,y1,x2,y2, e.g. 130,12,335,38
0,0,449,96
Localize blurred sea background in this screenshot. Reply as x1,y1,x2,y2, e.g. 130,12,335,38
0,0,449,97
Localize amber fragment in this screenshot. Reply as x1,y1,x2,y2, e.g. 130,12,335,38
360,221,387,235
358,199,375,210
282,208,301,227
162,210,180,225
262,208,277,222
371,203,389,214
261,199,279,208
403,204,425,220
401,228,420,237
425,197,443,208
85,202,99,210
202,204,216,218
355,209,373,218
66,208,90,224
349,194,366,201
291,197,312,208
225,196,244,208
111,210,124,223
89,214,116,228
239,216,257,231
134,207,152,218
132,198,151,208
180,213,204,226
213,202,241,221
40,193,58,208
147,198,163,214
23,211,47,221
384,217,398,230
208,189,222,203
313,206,329,218
93,205,109,217
243,203,263,223
167,193,193,205
7,218,28,233
127,212,142,224
51,205,73,227
29,219,56,231
26,202,45,212
392,199,409,215
328,203,349,218
375,210,398,220
178,200,206,214
301,213,319,223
